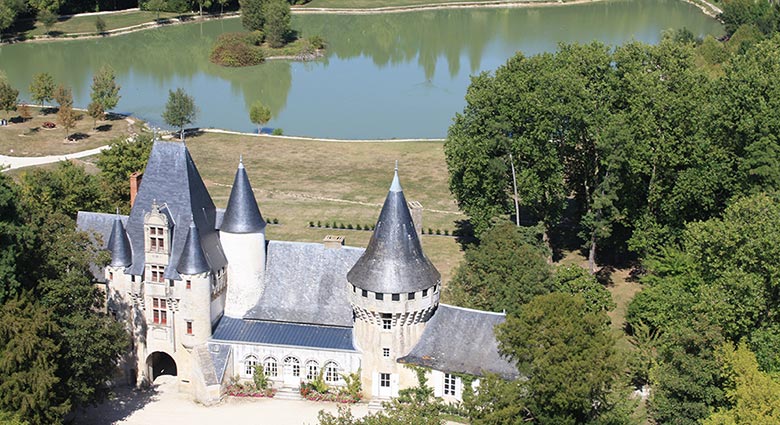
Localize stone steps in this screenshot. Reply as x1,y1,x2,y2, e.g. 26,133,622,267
274,387,303,401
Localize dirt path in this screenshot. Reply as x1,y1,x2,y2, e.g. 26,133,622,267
74,376,369,425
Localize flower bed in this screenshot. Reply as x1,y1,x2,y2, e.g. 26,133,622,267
300,386,361,403
224,383,276,398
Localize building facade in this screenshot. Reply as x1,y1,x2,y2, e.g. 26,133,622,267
78,140,517,405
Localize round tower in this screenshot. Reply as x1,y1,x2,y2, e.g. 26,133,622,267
347,165,441,400
222,157,267,318
177,222,214,347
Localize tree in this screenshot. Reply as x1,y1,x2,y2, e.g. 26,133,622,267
553,265,615,314
0,80,18,123
0,0,26,33
19,161,107,219
263,0,290,48
95,134,153,212
90,65,120,119
196,0,211,16
445,221,553,316
29,73,55,108
53,84,72,110
702,342,780,425
239,0,264,31
162,88,197,140
17,103,31,122
216,0,228,14
249,100,271,134
87,101,103,130
38,9,58,35
94,15,105,33
57,104,76,140
145,0,165,20
495,292,626,423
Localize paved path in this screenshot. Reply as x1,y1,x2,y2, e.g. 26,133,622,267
0,145,109,172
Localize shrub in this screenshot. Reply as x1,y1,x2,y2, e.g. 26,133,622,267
444,229,449,236
436,229,441,235
273,218,279,224
247,30,264,45
272,128,283,135
309,35,326,50
309,221,314,227
95,16,106,33
356,224,362,230
317,220,321,227
339,223,345,229
428,228,433,234
347,224,353,230
253,364,269,390
210,32,265,67
325,222,331,228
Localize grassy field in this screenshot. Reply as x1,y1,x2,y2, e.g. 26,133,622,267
0,106,137,156
182,131,465,283
299,0,572,9
14,10,184,38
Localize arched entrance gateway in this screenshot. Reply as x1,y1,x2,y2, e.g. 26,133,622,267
146,351,177,381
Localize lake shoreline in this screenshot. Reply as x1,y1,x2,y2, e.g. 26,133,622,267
1,0,720,45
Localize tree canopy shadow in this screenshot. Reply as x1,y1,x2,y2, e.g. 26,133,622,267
68,384,160,425
452,219,478,249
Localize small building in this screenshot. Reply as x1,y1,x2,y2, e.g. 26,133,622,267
77,140,517,404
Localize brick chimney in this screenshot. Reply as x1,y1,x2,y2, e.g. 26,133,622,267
408,201,423,237
323,235,345,249
130,172,143,208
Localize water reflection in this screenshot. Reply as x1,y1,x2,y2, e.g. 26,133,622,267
0,0,721,138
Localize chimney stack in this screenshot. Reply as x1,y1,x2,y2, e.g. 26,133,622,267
408,201,423,237
323,235,345,249
130,172,143,208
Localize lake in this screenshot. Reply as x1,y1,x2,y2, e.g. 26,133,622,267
0,0,723,139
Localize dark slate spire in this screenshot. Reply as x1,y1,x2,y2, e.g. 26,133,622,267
178,222,210,275
347,165,440,293
107,212,132,267
220,156,266,233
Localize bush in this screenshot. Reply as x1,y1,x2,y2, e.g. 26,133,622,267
347,224,353,230
356,224,362,230
210,32,266,67
324,222,330,228
247,30,264,45
253,365,269,390
317,220,321,227
95,16,106,33
309,35,326,50
309,221,314,227
339,223,345,229
272,218,279,224
428,228,433,234
272,128,283,135
436,229,441,235
444,229,449,236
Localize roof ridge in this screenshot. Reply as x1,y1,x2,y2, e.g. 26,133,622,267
439,303,507,316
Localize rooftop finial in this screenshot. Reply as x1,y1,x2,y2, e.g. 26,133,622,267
390,161,402,192
239,154,244,169
116,207,120,216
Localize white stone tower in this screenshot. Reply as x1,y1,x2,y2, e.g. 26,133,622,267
347,165,441,400
222,157,267,318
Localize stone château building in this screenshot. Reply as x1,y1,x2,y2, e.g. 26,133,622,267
77,140,517,405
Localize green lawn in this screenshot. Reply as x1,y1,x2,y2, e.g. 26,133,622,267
298,0,573,10
20,10,186,37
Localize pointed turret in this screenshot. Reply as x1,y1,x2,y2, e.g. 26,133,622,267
108,214,132,267
347,165,440,293
221,157,266,233
178,222,210,275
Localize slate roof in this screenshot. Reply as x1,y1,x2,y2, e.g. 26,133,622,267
125,141,227,280
398,304,519,380
244,241,363,327
211,316,356,351
177,222,210,275
208,343,231,385
107,214,132,267
220,160,266,234
77,211,129,282
347,168,440,293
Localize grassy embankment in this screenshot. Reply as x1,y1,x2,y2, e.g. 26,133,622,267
8,10,184,39
299,0,586,9
0,106,139,156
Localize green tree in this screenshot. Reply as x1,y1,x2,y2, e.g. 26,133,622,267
0,79,18,122
94,15,105,33
495,292,626,423
95,134,153,212
445,221,553,316
703,342,780,425
262,0,290,48
56,104,76,140
52,84,72,109
38,9,58,35
0,0,26,33
18,161,107,219
196,0,211,16
162,88,197,140
216,0,227,14
87,101,103,130
145,0,165,19
0,173,28,304
239,0,264,31
29,72,55,108
553,265,615,314
90,65,120,118
249,100,271,134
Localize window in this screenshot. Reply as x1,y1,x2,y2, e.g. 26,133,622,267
444,373,456,396
284,356,300,377
324,362,339,383
375,292,384,301
423,288,429,297
263,357,278,377
186,280,191,289
352,285,356,293
149,265,165,283
244,355,258,377
380,373,390,388
361,289,368,297
382,348,390,358
408,292,415,300
433,284,438,293
149,226,165,252
306,361,319,380
391,293,400,301
109,271,113,280
186,321,193,335
152,297,167,325
381,313,392,330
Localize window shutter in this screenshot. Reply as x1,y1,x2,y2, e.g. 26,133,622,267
433,371,443,397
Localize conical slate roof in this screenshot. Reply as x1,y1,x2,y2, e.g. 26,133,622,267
107,214,132,267
347,167,440,293
220,157,266,234
178,222,210,275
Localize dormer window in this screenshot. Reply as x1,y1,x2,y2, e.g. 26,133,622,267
149,226,165,252
149,265,165,283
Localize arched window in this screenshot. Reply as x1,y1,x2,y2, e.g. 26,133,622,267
305,360,319,380
244,355,258,377
263,356,278,377
324,361,340,383
284,356,300,377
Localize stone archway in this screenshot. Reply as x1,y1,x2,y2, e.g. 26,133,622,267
146,351,177,381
